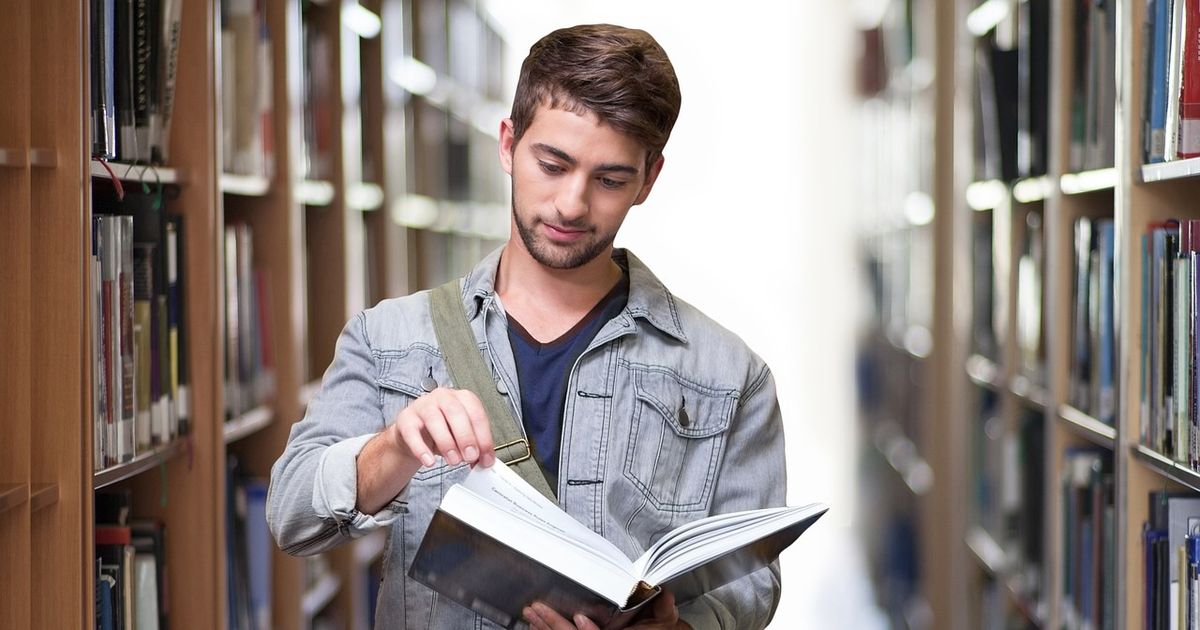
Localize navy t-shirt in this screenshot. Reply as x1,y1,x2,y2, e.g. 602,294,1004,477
506,274,629,484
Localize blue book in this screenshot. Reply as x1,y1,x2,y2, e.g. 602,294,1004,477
1148,0,1172,163
1098,220,1116,425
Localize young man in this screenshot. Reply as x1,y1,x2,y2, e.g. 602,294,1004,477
268,24,787,630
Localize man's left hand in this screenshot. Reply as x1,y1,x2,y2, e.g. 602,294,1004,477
522,590,691,630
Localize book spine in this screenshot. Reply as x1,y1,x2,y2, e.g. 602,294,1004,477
1151,0,1173,162
156,0,183,163
118,216,137,462
1168,0,1187,159
92,0,118,159
115,0,136,161
132,0,152,162
1179,0,1200,157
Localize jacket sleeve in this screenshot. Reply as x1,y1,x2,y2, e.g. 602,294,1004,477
677,363,787,630
266,312,408,557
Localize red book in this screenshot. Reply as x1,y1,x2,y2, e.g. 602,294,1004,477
1181,0,1200,157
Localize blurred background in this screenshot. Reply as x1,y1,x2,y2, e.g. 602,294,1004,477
26,0,1187,626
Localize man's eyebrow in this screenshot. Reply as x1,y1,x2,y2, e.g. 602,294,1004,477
532,142,640,175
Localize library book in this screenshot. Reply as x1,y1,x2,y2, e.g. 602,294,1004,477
409,461,827,629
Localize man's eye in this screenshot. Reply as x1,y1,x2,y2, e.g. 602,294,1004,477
599,177,628,190
539,162,564,174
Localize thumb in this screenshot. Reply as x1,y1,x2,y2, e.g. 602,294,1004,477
654,590,678,622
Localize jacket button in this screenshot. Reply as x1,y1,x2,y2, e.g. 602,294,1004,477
496,379,508,395
678,407,690,428
421,369,438,393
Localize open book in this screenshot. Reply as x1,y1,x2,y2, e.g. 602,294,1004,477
408,461,827,629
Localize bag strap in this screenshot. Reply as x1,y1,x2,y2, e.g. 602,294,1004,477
429,279,557,501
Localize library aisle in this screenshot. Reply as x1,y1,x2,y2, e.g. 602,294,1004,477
1,0,887,628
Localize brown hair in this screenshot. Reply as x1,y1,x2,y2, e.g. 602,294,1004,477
509,24,682,170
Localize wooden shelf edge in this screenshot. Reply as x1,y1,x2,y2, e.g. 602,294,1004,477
0,483,29,515
1057,404,1116,449
1012,176,1054,203
966,179,1008,211
1009,374,1049,411
1141,157,1200,183
90,160,183,185
347,182,384,211
1059,167,1116,195
223,405,275,444
301,572,342,617
354,529,388,566
94,438,186,490
965,525,1007,575
220,172,271,196
30,483,59,512
871,420,933,496
966,354,1003,391
296,180,335,206
0,147,26,167
1132,444,1200,493
299,380,321,409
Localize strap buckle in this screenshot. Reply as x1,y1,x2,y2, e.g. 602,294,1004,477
495,438,532,465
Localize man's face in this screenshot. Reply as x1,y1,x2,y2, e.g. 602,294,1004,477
499,105,663,270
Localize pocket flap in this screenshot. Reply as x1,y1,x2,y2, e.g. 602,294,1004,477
631,368,736,438
375,346,447,397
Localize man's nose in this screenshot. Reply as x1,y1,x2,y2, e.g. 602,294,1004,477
554,174,590,220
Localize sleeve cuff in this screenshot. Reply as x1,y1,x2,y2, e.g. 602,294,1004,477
313,434,407,534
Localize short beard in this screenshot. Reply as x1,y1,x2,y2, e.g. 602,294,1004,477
512,199,614,270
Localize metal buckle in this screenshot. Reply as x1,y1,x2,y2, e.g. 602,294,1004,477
495,438,532,465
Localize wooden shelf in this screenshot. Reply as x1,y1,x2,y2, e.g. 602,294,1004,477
1011,175,1055,203
30,483,58,512
354,528,388,566
965,525,1007,575
219,172,271,196
1056,404,1115,449
1009,374,1049,411
296,179,335,206
93,438,186,490
872,420,933,496
301,572,342,618
223,405,274,444
90,160,184,185
347,182,384,211
1059,167,1116,195
966,353,1003,391
966,0,1011,36
0,484,28,515
0,147,24,167
29,148,56,168
1132,444,1200,493
299,379,321,409
966,179,1008,211
1141,157,1200,183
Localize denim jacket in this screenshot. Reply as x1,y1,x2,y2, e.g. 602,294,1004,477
267,247,788,629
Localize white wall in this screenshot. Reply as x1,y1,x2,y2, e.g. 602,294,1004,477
483,2,878,626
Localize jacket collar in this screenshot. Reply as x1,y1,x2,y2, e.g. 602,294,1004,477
460,246,688,343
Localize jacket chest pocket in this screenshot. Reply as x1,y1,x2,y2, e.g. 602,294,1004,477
623,366,737,512
375,348,464,483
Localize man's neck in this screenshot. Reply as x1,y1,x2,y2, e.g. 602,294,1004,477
495,242,624,341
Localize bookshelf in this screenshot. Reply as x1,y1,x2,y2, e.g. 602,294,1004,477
1,0,508,627
860,0,1200,628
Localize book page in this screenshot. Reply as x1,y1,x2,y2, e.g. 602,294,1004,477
457,462,629,567
634,504,828,586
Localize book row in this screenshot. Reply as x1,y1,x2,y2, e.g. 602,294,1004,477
1141,0,1200,164
219,0,274,178
91,188,190,471
223,223,276,420
1144,491,1200,630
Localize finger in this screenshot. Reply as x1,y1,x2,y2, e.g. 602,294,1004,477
412,403,461,465
531,602,576,629
395,416,436,468
654,590,678,623
572,613,600,630
454,389,495,465
436,391,482,464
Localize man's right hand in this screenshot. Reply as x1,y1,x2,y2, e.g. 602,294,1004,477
355,387,495,515
388,387,496,468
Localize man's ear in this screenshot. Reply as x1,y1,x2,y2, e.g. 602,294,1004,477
498,118,516,175
633,154,665,206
